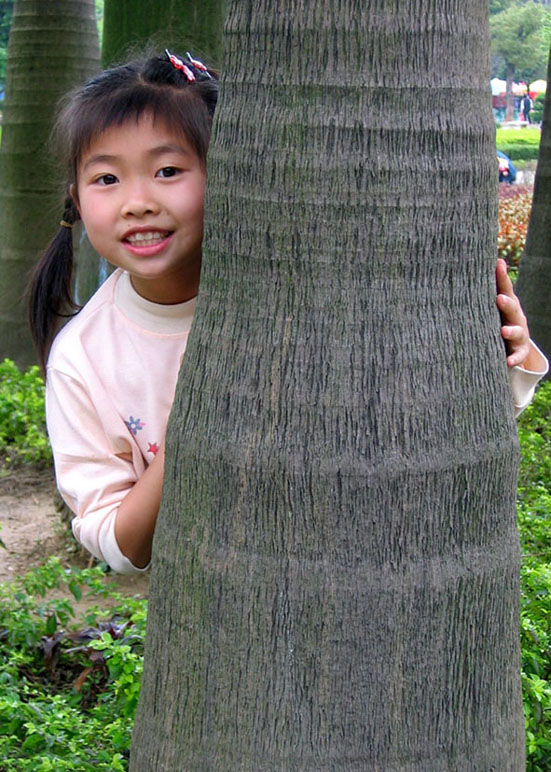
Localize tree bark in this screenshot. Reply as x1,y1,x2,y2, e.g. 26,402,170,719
131,1,525,769
515,44,551,375
102,0,226,67
0,0,100,367
506,62,515,121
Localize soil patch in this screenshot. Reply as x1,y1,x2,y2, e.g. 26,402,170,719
0,467,149,612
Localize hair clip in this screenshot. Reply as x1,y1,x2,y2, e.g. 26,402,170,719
186,52,211,79
165,49,196,82
59,220,73,229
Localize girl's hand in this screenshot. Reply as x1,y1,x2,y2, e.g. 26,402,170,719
496,258,533,369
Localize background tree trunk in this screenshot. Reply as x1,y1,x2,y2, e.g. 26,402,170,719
0,0,100,367
506,62,515,120
131,1,525,768
515,45,551,374
102,0,226,67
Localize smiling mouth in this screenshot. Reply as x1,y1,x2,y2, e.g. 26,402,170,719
124,231,172,246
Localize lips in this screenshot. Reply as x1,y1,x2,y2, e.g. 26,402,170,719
122,229,175,257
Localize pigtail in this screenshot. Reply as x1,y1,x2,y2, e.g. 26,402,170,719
28,195,80,375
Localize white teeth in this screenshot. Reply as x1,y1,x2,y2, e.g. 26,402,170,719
125,231,170,245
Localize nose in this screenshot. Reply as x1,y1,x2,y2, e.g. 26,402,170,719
120,179,160,218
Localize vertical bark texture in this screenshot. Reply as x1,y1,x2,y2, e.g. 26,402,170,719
0,0,99,366
515,45,551,373
132,1,524,769
102,0,226,67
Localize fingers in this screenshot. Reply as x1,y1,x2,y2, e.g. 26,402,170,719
501,323,531,367
495,260,531,367
496,258,514,298
496,291,527,328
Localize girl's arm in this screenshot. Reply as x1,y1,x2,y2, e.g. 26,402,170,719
46,364,164,575
114,444,165,568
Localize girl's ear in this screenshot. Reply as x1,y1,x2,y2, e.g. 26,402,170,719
69,184,81,217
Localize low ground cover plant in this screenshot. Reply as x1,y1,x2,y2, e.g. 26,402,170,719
0,558,146,770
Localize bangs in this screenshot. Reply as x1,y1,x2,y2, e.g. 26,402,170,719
62,83,211,181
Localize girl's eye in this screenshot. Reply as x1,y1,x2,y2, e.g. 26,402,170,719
156,166,180,178
96,174,118,186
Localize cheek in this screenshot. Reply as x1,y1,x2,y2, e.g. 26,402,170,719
183,189,205,230
79,196,111,231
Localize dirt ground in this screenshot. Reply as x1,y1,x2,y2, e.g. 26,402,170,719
0,467,149,606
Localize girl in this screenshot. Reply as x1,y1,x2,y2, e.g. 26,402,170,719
29,52,547,575
29,51,217,574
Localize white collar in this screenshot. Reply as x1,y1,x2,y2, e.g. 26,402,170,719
113,270,196,335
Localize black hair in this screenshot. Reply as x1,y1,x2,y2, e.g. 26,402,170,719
28,52,219,374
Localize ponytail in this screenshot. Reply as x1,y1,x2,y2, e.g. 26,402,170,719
28,195,80,375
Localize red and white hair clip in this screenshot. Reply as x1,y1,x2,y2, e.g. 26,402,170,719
165,49,211,81
165,49,196,81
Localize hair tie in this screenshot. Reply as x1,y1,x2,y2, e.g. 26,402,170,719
60,220,73,229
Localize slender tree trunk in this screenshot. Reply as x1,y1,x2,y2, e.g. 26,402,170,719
131,1,525,769
102,0,226,67
515,45,551,374
0,0,99,367
506,62,515,121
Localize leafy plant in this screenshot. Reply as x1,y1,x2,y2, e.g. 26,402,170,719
498,184,532,268
532,94,545,125
0,358,51,466
0,557,146,771
518,383,551,771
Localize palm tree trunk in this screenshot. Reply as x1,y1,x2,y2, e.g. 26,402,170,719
515,44,551,375
131,1,525,768
102,0,226,67
0,0,100,367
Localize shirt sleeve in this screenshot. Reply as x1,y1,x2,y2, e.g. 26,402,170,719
46,367,150,575
509,340,549,418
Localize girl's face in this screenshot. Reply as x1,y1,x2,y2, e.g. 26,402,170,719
74,113,206,304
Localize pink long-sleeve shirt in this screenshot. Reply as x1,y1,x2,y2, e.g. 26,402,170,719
46,268,548,574
46,269,194,573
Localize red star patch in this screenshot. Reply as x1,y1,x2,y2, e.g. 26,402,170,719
148,442,159,455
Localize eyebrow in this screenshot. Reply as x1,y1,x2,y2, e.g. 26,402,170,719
82,144,191,172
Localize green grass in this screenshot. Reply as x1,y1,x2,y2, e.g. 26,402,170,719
497,128,542,145
497,127,541,161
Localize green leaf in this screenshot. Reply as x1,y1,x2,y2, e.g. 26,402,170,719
68,581,82,602
45,613,57,636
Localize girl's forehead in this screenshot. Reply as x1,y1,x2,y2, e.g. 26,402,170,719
79,113,196,164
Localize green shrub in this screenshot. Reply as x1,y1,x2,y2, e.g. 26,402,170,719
518,382,551,771
0,359,51,466
497,143,540,161
532,94,545,125
0,558,146,771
